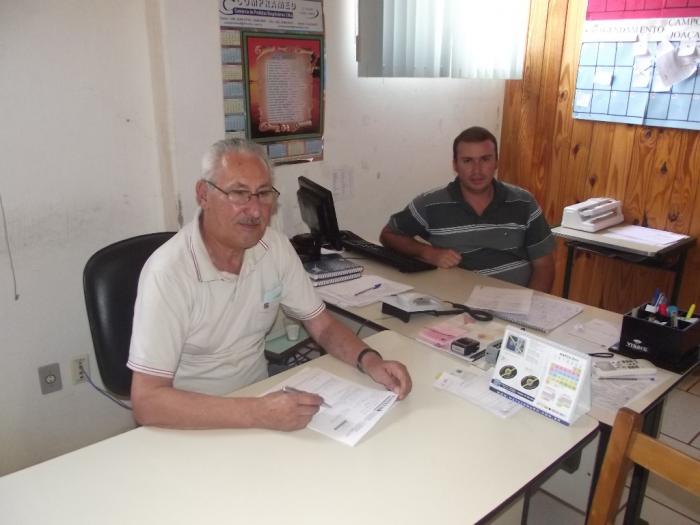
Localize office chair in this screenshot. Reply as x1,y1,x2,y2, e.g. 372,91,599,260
83,232,175,397
586,407,700,525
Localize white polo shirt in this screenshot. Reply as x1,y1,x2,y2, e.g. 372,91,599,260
127,211,325,396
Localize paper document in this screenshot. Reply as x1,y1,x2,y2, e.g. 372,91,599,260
569,319,621,348
592,375,657,413
316,274,413,307
603,224,689,247
271,367,397,446
434,369,521,418
490,295,582,333
466,285,534,315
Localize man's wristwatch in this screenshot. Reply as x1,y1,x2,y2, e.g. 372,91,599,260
356,348,383,374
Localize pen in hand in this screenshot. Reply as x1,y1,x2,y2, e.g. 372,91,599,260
282,386,332,408
354,283,382,296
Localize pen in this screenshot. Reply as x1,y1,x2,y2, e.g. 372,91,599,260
598,377,655,381
686,303,696,319
354,283,381,296
282,386,332,408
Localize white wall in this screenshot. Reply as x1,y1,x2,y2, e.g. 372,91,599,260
0,1,165,475
0,0,504,475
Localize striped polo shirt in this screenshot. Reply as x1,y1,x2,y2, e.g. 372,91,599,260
386,178,554,286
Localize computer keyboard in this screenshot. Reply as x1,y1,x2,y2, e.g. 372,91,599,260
340,232,436,273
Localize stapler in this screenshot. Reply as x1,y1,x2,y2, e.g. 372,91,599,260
561,198,623,232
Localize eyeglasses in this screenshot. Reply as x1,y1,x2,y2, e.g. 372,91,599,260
205,180,280,205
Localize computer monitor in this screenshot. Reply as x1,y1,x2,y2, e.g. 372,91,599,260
296,176,344,251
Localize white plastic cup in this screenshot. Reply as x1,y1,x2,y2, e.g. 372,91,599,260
285,320,301,341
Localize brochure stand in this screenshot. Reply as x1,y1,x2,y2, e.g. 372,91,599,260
489,326,591,426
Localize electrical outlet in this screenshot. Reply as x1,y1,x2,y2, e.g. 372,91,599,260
38,363,63,394
71,355,90,385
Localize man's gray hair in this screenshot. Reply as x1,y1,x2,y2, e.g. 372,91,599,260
201,138,274,182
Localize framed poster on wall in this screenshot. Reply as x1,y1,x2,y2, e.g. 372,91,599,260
243,32,323,142
219,0,325,163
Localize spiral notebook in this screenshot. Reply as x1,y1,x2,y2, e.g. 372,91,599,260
303,254,364,281
311,272,362,288
491,295,583,333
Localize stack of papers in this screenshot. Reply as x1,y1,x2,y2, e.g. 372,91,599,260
271,367,397,446
602,224,689,247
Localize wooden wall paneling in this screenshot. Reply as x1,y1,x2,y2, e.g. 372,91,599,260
644,130,687,229
499,80,523,185
680,176,700,308
671,132,700,308
662,132,698,234
622,127,661,226
562,119,594,206
601,259,673,313
547,0,587,224
600,124,636,199
508,0,550,189
529,0,569,210
583,122,617,200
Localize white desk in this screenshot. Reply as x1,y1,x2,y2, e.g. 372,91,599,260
0,331,598,525
552,225,695,305
333,258,684,427
329,257,697,524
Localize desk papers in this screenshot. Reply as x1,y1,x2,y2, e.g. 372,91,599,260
602,224,689,248
434,369,521,418
316,274,413,308
592,375,657,413
466,285,533,315
569,319,621,348
273,367,397,446
491,295,583,333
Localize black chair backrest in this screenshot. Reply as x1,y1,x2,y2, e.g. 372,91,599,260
83,232,175,397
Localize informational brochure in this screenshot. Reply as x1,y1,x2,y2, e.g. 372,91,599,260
434,368,521,419
489,326,591,426
271,367,397,446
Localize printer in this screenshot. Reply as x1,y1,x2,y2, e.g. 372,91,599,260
561,197,624,232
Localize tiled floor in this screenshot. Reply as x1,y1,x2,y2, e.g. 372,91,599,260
528,366,700,524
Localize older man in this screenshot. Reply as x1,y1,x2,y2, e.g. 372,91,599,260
380,126,555,292
128,139,411,430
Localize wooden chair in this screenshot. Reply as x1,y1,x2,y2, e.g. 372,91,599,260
587,407,700,525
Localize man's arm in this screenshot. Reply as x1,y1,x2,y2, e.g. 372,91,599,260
527,253,555,293
302,310,412,399
380,226,461,268
130,372,324,430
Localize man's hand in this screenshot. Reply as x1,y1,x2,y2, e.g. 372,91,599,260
254,390,324,431
421,246,462,268
361,353,412,400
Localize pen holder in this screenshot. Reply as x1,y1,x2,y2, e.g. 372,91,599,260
618,303,700,372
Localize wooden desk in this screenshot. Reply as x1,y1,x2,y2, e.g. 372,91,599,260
552,225,696,304
0,331,598,525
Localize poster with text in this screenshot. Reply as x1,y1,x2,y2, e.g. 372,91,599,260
243,32,323,142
